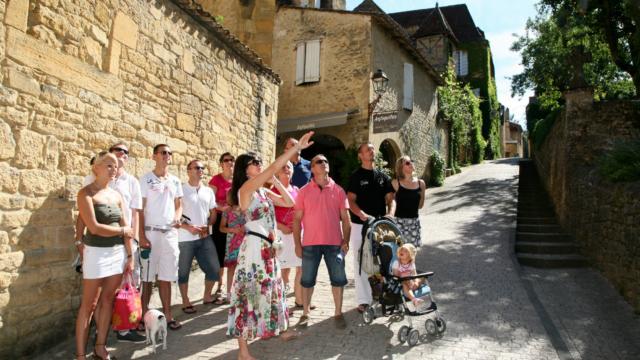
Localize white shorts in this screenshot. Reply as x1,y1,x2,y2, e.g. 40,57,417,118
83,245,126,279
277,230,302,269
140,229,179,282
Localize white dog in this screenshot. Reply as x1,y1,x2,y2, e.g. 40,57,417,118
144,309,167,353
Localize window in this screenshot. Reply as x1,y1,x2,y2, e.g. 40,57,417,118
403,63,413,111
455,50,468,76
295,40,321,85
472,88,481,98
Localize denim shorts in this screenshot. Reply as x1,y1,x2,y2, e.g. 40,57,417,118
300,245,347,288
177,236,220,284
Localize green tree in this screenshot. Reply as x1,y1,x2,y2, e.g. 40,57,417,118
511,3,635,111
542,0,640,94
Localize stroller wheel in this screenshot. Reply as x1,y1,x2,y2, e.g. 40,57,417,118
362,307,375,324
397,325,410,344
408,329,420,346
425,319,437,335
436,317,447,334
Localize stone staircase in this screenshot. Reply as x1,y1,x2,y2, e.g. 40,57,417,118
516,160,589,268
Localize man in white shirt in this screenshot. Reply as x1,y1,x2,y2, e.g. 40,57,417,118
139,144,183,331
76,143,145,342
177,160,220,314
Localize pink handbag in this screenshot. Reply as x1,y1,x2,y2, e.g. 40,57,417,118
111,273,142,330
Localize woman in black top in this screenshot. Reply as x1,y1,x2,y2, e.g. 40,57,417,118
392,156,426,247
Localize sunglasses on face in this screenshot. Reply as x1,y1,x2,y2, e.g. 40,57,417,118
222,158,235,163
190,166,205,171
404,160,413,165
314,159,329,165
111,147,129,155
248,159,262,166
157,150,172,156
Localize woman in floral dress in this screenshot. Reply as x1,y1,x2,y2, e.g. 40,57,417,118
227,132,314,360
219,200,245,304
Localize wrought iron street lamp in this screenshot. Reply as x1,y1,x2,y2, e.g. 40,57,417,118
369,69,389,120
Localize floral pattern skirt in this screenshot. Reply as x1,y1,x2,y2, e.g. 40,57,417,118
227,235,289,340
396,217,422,247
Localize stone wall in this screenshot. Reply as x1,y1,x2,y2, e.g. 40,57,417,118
533,89,640,312
0,0,279,357
371,22,445,180
197,0,276,65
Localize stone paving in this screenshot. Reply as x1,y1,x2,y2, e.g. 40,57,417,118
40,159,640,359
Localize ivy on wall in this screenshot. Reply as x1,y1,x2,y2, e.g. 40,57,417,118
438,68,486,170
460,41,502,159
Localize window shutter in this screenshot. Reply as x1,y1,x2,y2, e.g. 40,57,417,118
403,63,413,110
295,43,305,85
304,39,320,83
459,50,469,76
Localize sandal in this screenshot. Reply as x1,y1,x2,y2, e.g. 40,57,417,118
94,344,115,360
168,319,182,330
182,305,197,314
213,297,229,305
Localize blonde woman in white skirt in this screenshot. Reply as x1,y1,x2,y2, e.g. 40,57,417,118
74,152,134,360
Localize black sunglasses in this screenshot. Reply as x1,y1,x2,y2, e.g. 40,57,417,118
190,166,205,171
111,147,129,155
314,159,329,165
222,158,235,163
248,159,262,166
157,150,172,156
404,160,413,165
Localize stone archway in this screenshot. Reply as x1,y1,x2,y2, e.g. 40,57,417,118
379,139,400,176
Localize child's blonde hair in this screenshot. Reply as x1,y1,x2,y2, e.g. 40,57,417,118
397,243,417,262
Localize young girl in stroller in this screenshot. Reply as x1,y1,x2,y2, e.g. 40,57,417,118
392,244,424,308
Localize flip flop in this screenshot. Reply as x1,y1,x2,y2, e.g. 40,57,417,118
294,303,316,310
167,319,182,330
182,305,197,314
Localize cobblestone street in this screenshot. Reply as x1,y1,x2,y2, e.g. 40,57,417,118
42,159,640,359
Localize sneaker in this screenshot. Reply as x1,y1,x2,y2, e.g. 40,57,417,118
116,330,146,343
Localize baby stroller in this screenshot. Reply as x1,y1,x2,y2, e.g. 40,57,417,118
359,217,446,347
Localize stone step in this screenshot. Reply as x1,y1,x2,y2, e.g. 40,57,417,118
517,217,558,225
517,253,589,268
515,241,580,254
516,232,572,242
517,224,563,233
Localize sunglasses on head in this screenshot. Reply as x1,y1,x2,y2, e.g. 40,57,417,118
190,166,205,171
222,158,235,163
314,159,329,165
111,147,129,155
248,159,262,166
157,150,172,156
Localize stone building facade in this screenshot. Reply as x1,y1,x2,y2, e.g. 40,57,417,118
533,89,640,312
0,0,279,357
273,5,446,181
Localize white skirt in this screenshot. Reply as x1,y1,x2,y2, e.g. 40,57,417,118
83,244,126,279
277,230,302,269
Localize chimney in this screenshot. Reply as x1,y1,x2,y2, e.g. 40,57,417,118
321,0,346,10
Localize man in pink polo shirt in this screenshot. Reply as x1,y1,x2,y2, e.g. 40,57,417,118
293,154,351,330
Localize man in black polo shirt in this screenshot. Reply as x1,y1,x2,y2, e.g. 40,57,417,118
347,142,395,313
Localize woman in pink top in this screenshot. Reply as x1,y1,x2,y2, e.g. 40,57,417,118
209,152,234,300
271,161,303,308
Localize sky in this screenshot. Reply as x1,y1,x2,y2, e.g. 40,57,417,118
346,0,538,126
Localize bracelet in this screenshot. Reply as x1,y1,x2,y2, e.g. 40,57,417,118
74,240,82,246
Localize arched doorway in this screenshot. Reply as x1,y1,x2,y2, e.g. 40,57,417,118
379,139,400,176
300,134,347,184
